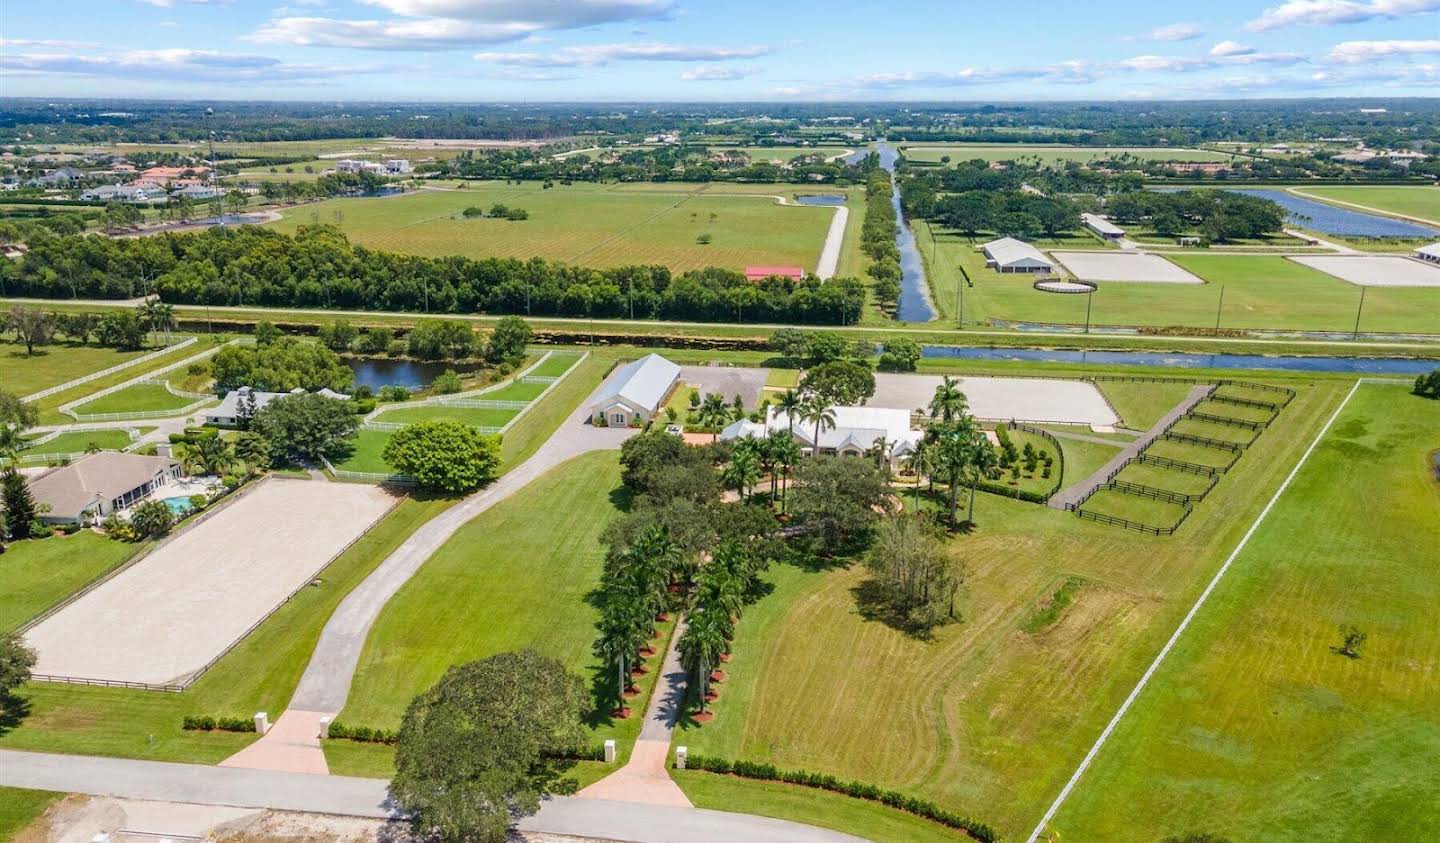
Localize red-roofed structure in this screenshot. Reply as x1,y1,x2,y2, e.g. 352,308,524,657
745,265,806,282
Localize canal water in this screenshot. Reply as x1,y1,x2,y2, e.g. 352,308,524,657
1221,189,1438,239
921,344,1438,375
344,357,481,390
877,142,937,323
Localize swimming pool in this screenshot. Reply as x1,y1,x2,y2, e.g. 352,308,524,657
161,496,194,515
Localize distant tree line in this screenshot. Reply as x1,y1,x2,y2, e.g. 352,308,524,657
1105,190,1287,241
1,225,865,325
432,144,857,185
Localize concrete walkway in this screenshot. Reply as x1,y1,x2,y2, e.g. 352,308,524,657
286,381,634,717
221,710,331,775
1048,383,1214,510
579,617,692,807
0,750,867,843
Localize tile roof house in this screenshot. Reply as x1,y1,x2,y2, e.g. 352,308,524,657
201,386,349,427
28,451,183,524
588,354,681,427
721,405,923,468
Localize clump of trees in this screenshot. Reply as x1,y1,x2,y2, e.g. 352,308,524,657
1413,368,1440,399
1,466,41,541
861,168,902,311
1105,190,1286,242
384,422,501,493
789,456,892,553
252,392,358,464
211,337,353,393
862,513,967,635
390,650,588,843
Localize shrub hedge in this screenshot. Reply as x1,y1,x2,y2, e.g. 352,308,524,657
181,715,256,733
326,720,399,744
683,755,996,842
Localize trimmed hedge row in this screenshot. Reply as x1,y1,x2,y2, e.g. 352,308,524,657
683,755,996,843
973,480,1051,505
181,715,256,733
326,721,399,744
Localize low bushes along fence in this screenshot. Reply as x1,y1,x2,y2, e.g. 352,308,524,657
326,720,398,745
681,756,997,843
182,715,257,733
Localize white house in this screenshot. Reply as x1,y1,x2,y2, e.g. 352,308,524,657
81,184,165,203
1414,243,1440,264
171,184,222,201
28,451,183,525
384,159,412,174
721,405,923,469
1081,213,1125,240
202,386,349,427
982,237,1054,273
588,354,681,427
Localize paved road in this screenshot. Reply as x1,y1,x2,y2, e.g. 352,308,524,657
0,750,867,843
816,205,849,279
1048,383,1214,510
287,380,634,714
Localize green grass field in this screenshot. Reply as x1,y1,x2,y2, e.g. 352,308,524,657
476,380,549,403
901,145,1238,166
527,352,585,378
1056,436,1124,487
266,181,839,273
1290,186,1440,225
0,533,143,632
0,787,62,841
674,377,1349,838
1096,380,1197,430
0,342,154,397
330,429,395,475
22,339,223,426
1078,487,1190,528
371,404,517,428
21,429,137,455
69,383,205,416
914,222,1440,334
1051,384,1440,841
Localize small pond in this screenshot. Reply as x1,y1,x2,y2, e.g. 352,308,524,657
1222,189,1438,238
921,344,1439,374
344,357,482,390
794,194,846,207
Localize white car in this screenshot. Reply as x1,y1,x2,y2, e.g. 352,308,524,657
665,424,684,436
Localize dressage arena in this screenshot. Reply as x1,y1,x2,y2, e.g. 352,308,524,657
1052,251,1206,284
25,479,398,687
1288,254,1440,288
871,373,1120,427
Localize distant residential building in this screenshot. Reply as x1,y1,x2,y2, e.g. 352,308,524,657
1081,213,1126,240
335,159,389,175
1167,162,1231,174
26,167,85,187
982,237,1054,273
384,159,411,174
1415,243,1440,264
172,184,223,201
28,451,184,525
722,405,923,469
588,353,681,428
745,265,806,282
81,184,166,203
202,386,349,428
140,166,210,185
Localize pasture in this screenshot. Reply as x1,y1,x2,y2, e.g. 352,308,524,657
900,144,1237,166
915,222,1440,334
68,382,204,416
21,428,138,455
1290,185,1440,225
0,342,154,398
1051,384,1440,841
264,181,839,273
675,377,1350,839
0,533,142,632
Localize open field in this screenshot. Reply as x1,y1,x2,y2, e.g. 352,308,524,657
0,343,154,398
1290,186,1440,225
901,145,1237,166
0,534,143,633
1097,380,1197,430
0,787,61,841
26,480,399,685
675,376,1350,839
370,404,517,428
68,383,204,416
1051,384,1440,841
21,429,138,454
265,181,839,273
915,222,1440,334
330,428,394,475
23,339,230,426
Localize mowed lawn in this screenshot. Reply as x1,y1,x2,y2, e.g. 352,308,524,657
0,533,143,632
1052,384,1440,841
901,144,1237,166
70,383,206,415
339,451,619,728
0,787,62,840
1291,185,1440,224
21,428,137,455
266,181,835,272
676,378,1350,839
916,223,1440,334
0,342,152,397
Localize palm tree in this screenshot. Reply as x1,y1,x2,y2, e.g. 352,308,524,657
724,445,762,500
871,435,893,474
760,430,787,503
678,612,727,715
697,392,730,441
771,434,802,514
965,432,1001,526
184,436,235,476
909,434,934,506
775,388,804,434
931,421,976,529
800,394,836,457
153,302,175,346
928,376,968,422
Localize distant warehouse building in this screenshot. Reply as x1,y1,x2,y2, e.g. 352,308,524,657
1082,213,1126,240
982,237,1053,273
1415,243,1440,265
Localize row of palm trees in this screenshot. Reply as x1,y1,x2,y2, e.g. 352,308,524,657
676,540,751,718
910,376,1000,529
594,526,681,715
723,431,803,510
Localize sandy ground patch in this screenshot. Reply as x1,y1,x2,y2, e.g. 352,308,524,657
871,373,1119,426
26,479,398,686
1052,251,1205,284
1288,254,1440,288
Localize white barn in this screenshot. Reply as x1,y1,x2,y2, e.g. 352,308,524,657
720,405,922,469
589,354,681,428
982,237,1054,273
1415,243,1440,265
1082,213,1126,240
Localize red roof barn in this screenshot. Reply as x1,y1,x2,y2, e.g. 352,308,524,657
745,265,806,282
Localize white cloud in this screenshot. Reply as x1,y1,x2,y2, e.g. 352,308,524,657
249,16,537,49
1210,40,1256,56
680,65,757,81
1246,0,1440,32
0,48,387,82
1149,22,1205,41
1327,38,1440,61
0,38,100,48
136,0,233,7
473,42,773,66
357,0,673,26
851,62,1100,88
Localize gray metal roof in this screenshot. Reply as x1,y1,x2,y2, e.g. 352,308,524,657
591,354,681,413
1082,213,1126,236
982,237,1053,269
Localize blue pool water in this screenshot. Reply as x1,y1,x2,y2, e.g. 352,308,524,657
921,344,1438,375
1223,189,1439,238
162,496,193,515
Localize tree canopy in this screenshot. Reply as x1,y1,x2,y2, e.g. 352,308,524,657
210,338,353,393
252,393,358,463
384,421,502,492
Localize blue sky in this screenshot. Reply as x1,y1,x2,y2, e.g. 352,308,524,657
1,0,1438,101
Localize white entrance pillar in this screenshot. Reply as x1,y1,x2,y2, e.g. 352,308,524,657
675,746,687,770
253,712,269,735
603,739,616,764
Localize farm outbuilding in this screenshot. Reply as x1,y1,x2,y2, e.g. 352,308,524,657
1081,213,1126,240
589,353,682,428
982,237,1054,273
1415,243,1440,264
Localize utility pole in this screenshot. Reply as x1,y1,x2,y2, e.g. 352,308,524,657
1084,288,1094,334
1214,284,1225,334
1352,286,1367,340
205,107,221,228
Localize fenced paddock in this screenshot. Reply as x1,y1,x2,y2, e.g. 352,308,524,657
1052,251,1206,285
1288,254,1440,288
24,478,398,688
